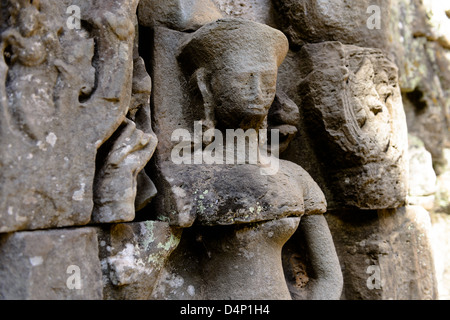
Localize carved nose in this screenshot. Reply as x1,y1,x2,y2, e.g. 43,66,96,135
367,87,383,114
247,74,264,104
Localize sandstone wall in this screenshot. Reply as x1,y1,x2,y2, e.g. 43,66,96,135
0,0,448,300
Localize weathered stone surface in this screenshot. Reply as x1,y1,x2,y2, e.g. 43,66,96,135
212,0,277,26
152,217,300,300
422,0,450,49
0,227,102,300
0,0,143,232
388,0,450,171
267,89,300,153
400,43,449,172
326,206,438,300
153,217,342,301
92,118,156,224
430,211,450,300
92,53,158,223
154,161,326,228
272,0,450,173
271,0,446,300
98,221,181,300
84,7,158,224
138,0,223,31
144,13,339,300
279,42,409,210
282,215,343,300
435,149,450,214
407,135,437,210
272,0,391,50
150,18,326,227
0,0,445,302
390,1,447,90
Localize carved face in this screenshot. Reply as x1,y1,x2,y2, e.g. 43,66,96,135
75,37,96,97
18,5,41,37
209,58,278,129
60,29,96,97
178,19,288,130
348,58,392,154
293,42,408,208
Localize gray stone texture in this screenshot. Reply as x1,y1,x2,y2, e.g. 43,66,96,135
326,206,438,300
91,22,158,223
138,0,223,31
0,227,103,300
0,0,154,232
431,212,450,300
408,134,437,210
274,0,447,299
279,42,409,210
212,0,277,26
272,0,391,50
282,215,343,300
149,18,327,227
98,221,181,300
145,13,339,300
152,217,300,300
0,0,447,301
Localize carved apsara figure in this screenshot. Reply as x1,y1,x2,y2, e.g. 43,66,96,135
146,15,342,299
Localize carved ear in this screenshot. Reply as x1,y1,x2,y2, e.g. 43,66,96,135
194,67,212,105
269,89,300,126
193,67,215,126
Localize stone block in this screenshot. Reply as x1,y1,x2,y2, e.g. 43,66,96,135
326,206,438,300
98,221,181,300
0,227,102,300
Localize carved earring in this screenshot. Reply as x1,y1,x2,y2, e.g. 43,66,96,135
194,67,215,131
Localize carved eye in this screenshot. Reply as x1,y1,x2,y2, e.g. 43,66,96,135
357,115,367,128
384,92,392,103
3,45,13,66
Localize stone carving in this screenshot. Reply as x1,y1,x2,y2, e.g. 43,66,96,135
98,221,181,300
273,0,440,302
0,0,155,232
279,42,409,210
272,0,390,50
154,216,343,300
282,215,343,300
152,18,326,228
92,20,158,224
0,0,442,302
138,0,223,31
153,217,301,300
142,0,342,297
212,0,277,26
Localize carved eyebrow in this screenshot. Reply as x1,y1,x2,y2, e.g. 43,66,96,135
230,71,277,84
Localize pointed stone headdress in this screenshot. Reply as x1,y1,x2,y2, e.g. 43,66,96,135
178,18,289,75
